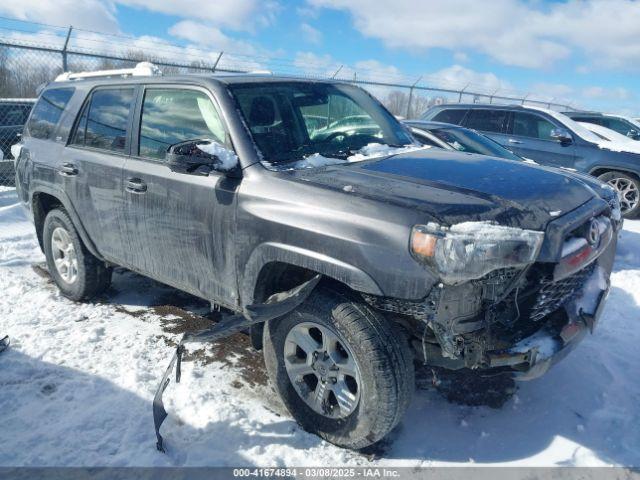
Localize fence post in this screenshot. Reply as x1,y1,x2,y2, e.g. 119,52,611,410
521,93,530,105
458,83,469,102
405,76,422,119
212,51,224,72
61,26,73,72
331,65,343,79
489,88,499,104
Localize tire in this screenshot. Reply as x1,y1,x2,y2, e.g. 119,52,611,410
43,208,112,301
597,170,640,218
263,286,414,449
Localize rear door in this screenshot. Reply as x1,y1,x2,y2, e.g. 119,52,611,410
121,85,239,305
63,86,137,262
504,110,576,167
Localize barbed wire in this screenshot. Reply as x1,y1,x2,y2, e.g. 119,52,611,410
0,15,577,106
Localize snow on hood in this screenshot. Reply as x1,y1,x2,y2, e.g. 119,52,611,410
269,143,429,171
196,141,239,170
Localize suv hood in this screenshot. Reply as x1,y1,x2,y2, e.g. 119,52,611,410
293,150,598,230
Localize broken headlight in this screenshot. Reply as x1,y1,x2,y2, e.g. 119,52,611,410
411,222,544,284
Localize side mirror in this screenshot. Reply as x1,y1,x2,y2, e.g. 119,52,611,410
627,129,640,140
550,128,573,145
166,139,239,176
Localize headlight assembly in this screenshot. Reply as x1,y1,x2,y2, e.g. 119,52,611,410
411,222,544,284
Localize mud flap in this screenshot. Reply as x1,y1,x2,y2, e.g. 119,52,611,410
153,274,321,453
0,335,8,354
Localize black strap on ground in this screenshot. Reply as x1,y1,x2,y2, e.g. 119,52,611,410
153,274,321,453
0,335,9,354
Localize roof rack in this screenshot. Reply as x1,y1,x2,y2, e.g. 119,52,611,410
55,62,162,82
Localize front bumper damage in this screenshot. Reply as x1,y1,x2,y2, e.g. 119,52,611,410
485,216,618,381
486,265,611,380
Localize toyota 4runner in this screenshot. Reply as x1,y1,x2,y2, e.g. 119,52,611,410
14,64,621,449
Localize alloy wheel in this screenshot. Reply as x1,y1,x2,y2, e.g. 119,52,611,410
51,227,78,284
284,322,361,419
607,177,639,214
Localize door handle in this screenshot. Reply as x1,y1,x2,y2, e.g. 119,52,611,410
508,138,523,144
126,178,147,194
58,163,78,176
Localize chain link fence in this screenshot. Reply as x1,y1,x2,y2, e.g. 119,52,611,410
0,20,579,186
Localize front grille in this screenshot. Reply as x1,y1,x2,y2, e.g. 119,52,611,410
529,263,594,321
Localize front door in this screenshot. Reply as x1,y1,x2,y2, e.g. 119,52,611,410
121,86,240,305
503,111,576,167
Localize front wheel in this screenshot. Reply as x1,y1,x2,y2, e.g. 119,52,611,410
597,171,640,218
263,287,414,449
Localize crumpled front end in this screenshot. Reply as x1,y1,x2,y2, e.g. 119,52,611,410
363,194,621,380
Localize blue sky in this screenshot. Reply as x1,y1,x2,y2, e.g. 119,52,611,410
1,0,639,115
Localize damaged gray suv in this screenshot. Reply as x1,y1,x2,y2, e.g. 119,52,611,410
14,65,621,450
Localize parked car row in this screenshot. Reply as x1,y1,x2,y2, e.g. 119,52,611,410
12,64,623,450
0,98,35,185
422,104,640,217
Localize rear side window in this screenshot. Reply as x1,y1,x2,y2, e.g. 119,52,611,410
464,109,507,133
512,112,556,140
27,88,74,139
138,88,227,160
72,88,135,152
431,109,467,125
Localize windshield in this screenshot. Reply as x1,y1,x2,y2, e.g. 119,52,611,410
228,82,415,168
429,127,522,161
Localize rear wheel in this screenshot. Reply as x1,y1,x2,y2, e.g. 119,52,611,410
263,287,414,449
597,171,640,218
43,208,112,301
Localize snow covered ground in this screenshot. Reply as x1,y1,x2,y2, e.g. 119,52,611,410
1,186,639,467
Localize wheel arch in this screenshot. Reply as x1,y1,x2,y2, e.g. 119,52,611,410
242,242,383,306
589,166,640,181
31,186,103,260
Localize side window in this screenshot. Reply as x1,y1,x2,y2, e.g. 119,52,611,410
512,112,556,140
72,88,135,152
139,89,227,160
410,129,441,147
0,105,29,127
27,88,75,139
602,118,632,136
579,116,603,126
431,109,467,125
464,109,507,133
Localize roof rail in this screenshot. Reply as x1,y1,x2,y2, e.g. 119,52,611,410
55,62,162,82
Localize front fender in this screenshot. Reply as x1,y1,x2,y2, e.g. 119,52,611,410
241,242,383,304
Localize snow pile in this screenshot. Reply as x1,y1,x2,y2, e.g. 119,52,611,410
1,187,640,467
346,142,428,162
270,143,428,171
196,141,239,171
286,153,344,170
562,237,588,257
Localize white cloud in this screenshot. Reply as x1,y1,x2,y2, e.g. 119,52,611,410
308,0,640,70
116,0,279,31
0,0,119,32
0,0,279,35
300,23,322,44
582,86,632,101
168,21,257,55
426,65,513,94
